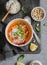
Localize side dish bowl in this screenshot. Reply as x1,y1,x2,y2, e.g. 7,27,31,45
31,7,46,21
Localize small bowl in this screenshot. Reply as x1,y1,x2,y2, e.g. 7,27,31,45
31,7,46,21
29,60,42,65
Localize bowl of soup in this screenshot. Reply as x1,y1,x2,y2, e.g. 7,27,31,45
5,19,33,47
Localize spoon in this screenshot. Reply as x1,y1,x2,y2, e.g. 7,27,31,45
20,16,40,52
2,3,14,22
24,16,40,43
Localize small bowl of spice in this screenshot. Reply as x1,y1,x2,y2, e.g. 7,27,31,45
31,7,46,21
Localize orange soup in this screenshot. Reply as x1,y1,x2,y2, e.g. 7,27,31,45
7,20,32,45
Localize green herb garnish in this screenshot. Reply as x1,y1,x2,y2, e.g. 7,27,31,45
43,22,47,26
22,6,27,14
18,28,24,39
35,23,40,32
13,28,24,39
36,27,40,32
17,54,24,61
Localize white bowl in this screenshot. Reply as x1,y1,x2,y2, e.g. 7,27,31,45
31,7,46,21
5,19,33,47
30,60,42,65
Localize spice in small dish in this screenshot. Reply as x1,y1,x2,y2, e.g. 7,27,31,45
31,7,46,21
6,0,21,14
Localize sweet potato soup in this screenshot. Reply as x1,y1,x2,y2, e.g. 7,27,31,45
7,20,32,45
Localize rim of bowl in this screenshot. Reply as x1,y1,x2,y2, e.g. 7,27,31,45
5,18,33,47
31,7,46,21
31,60,42,65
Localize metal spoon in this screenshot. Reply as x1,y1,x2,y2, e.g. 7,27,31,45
24,16,40,43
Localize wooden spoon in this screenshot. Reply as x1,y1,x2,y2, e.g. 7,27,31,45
2,3,14,22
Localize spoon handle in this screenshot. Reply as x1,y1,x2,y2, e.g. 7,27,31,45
33,29,40,43
2,10,10,22
2,3,14,22
24,16,40,43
